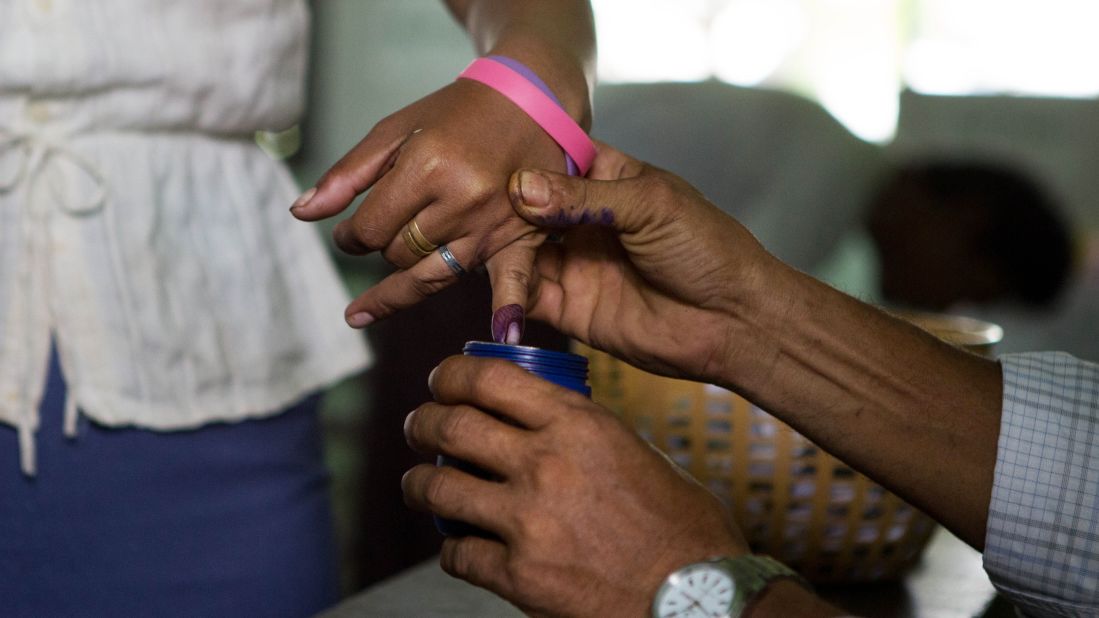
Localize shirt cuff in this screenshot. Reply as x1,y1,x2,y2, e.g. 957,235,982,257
983,352,1099,616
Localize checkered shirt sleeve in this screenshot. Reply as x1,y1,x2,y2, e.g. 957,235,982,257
983,352,1099,617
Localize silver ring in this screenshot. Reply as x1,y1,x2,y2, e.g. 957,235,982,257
438,245,466,277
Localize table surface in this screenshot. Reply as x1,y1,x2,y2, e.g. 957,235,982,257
319,527,1012,617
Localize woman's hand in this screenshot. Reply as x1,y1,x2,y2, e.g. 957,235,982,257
291,0,597,344
510,143,778,383
290,78,565,339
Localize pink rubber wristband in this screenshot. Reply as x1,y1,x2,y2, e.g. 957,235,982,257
459,57,596,176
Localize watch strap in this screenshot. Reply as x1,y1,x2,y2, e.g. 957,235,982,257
718,555,811,616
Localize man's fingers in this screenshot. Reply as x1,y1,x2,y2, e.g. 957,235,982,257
404,403,526,475
290,127,412,221
439,536,512,597
344,239,474,327
485,240,542,344
401,463,509,532
428,356,590,430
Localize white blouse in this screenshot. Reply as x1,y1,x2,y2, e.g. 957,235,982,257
0,0,372,474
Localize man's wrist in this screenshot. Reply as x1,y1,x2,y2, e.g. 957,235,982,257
748,580,844,617
710,254,801,395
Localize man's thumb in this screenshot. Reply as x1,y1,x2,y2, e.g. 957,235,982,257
507,169,646,232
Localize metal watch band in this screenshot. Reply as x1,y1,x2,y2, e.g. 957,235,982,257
718,555,811,617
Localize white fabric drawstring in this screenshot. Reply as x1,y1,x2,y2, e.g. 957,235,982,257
0,128,108,216
1,127,108,475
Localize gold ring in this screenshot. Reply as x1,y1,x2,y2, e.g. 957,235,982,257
402,219,437,258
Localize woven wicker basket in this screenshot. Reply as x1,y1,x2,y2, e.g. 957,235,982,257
576,312,1001,583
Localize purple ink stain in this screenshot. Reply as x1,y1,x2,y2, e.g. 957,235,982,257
491,304,525,344
536,207,616,228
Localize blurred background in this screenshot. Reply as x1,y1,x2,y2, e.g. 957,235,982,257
287,0,1098,596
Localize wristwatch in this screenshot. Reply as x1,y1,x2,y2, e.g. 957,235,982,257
651,555,810,618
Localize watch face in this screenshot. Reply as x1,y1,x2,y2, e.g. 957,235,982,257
654,563,736,618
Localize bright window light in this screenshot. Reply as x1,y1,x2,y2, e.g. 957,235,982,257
710,0,808,86
592,0,1099,142
593,0,712,83
905,0,1099,97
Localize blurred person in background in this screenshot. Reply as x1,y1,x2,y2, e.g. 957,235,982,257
865,160,1073,312
593,81,1082,355
0,1,593,616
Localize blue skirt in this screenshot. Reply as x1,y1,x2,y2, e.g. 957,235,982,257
0,350,340,617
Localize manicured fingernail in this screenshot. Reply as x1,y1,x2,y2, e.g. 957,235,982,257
347,312,374,328
491,304,525,344
290,187,317,212
518,171,550,209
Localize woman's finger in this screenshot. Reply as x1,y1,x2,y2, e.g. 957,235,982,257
484,237,544,344
344,237,477,327
290,125,414,221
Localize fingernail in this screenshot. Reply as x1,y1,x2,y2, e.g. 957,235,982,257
347,311,374,328
290,187,317,212
491,304,525,344
518,171,550,209
427,366,439,392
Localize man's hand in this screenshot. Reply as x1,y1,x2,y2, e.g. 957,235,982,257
508,143,779,384
402,355,748,617
511,144,1002,550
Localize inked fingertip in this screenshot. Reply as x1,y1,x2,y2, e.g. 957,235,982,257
491,304,525,344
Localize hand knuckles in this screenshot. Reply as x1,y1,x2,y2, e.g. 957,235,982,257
415,148,447,179
469,361,516,400
381,243,416,268
407,269,451,299
332,220,382,255
436,407,475,451
423,469,454,511
372,112,404,136
499,265,532,290
367,296,398,320
502,556,538,595
315,169,346,194
639,174,679,206
349,217,390,250
463,175,499,205
528,454,569,492
404,405,431,443
401,466,430,507
440,538,479,581
510,508,550,542
434,355,464,385
581,406,618,434
435,160,497,204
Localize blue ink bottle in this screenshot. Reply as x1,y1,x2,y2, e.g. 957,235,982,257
435,341,591,536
